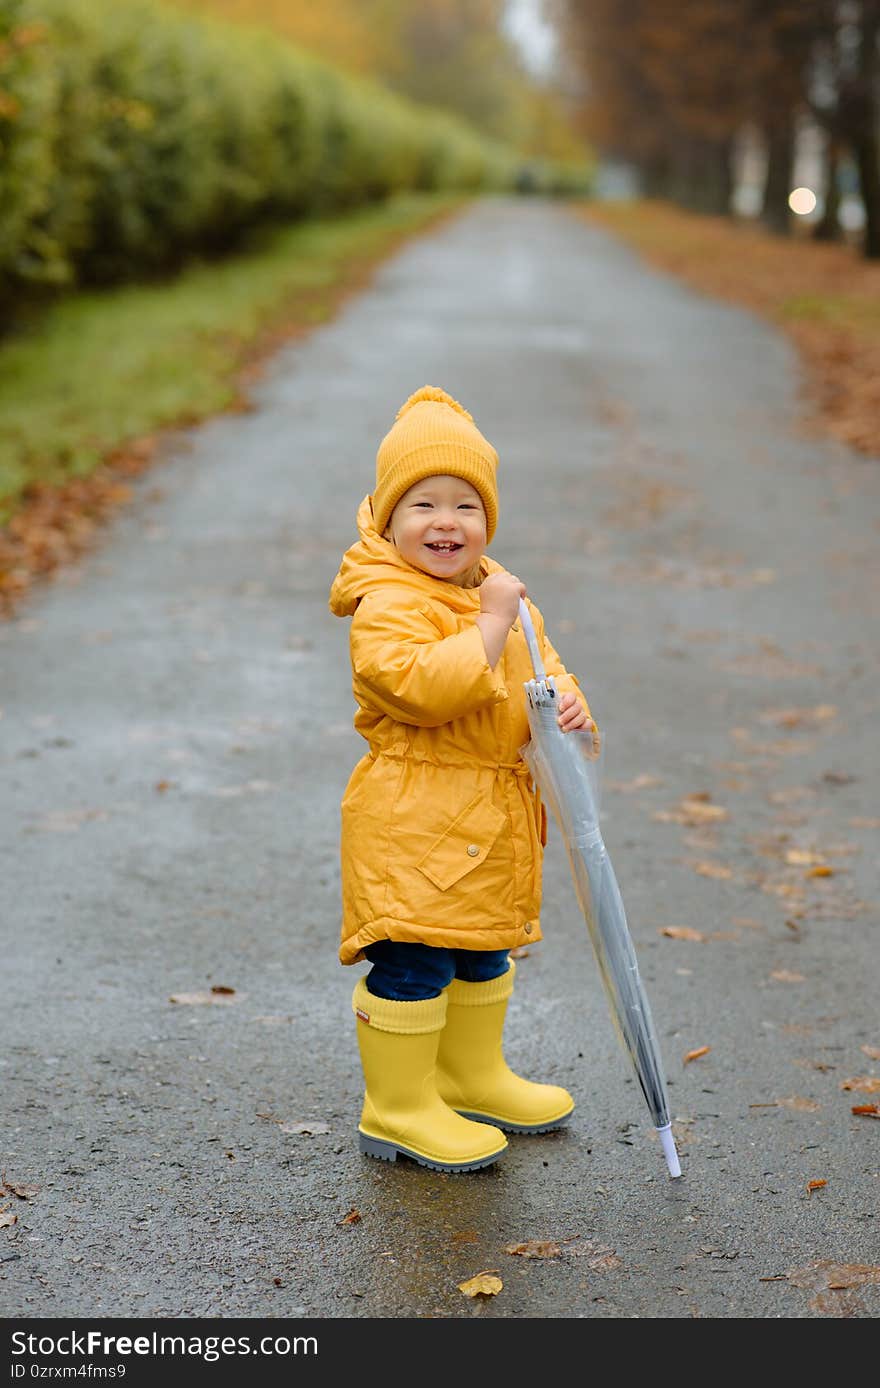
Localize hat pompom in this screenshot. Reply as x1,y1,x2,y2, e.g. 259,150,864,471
395,385,473,423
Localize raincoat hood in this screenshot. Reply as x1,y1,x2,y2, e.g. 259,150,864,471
329,495,488,619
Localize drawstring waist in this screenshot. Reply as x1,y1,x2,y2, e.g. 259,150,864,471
369,745,531,778
369,746,542,839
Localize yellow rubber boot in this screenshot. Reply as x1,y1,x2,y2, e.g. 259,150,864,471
352,978,507,1172
436,961,574,1133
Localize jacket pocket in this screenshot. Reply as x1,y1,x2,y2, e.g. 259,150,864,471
416,794,507,892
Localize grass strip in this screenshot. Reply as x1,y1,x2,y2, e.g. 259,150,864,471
0,191,468,610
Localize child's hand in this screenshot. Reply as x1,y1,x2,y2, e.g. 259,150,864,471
479,571,526,628
558,693,601,750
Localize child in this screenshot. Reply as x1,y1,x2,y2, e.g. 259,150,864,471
329,385,599,1172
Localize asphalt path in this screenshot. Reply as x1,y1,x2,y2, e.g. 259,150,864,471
2,197,879,1326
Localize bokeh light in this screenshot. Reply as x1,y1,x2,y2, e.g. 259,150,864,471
788,187,817,215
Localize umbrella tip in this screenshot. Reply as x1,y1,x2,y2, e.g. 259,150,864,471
657,1123,682,1179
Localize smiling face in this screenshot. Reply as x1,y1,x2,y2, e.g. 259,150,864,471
384,475,487,583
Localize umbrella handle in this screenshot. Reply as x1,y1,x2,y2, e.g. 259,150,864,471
518,598,547,682
657,1123,682,1178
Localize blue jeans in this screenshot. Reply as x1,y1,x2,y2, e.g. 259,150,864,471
364,941,511,1001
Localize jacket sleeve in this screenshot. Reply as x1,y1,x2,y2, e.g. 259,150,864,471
350,593,509,728
527,602,594,722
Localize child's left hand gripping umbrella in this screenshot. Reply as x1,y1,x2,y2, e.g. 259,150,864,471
517,598,682,1179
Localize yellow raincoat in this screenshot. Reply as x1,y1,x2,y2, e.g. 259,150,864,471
329,496,592,964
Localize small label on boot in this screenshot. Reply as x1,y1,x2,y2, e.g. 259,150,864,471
355,1008,370,1023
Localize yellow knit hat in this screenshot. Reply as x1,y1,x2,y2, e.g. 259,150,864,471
372,385,499,542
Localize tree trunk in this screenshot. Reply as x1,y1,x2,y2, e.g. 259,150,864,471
668,137,731,215
669,139,698,210
854,129,880,257
762,123,794,234
641,153,672,200
712,136,736,217
814,137,842,241
855,5,880,258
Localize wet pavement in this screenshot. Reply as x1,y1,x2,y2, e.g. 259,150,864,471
2,197,879,1322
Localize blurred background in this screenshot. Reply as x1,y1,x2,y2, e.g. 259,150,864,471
1,0,878,604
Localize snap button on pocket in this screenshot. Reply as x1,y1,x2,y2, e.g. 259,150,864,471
524,922,533,934
416,795,507,892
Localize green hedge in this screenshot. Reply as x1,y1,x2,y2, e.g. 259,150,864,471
0,0,592,314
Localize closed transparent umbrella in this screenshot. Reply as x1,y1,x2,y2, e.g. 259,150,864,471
518,600,681,1178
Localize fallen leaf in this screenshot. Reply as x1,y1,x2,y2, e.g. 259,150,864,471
803,895,870,922
807,865,834,877
729,728,813,759
717,648,820,678
654,795,728,826
0,1208,18,1229
607,773,664,792
788,1260,880,1290
841,1076,880,1094
338,1208,361,1225
29,807,109,833
809,1290,864,1317
806,1179,827,1195
860,1045,880,1061
777,1096,821,1112
761,880,807,900
210,985,236,996
691,860,732,879
785,849,824,865
760,705,837,729
683,1046,711,1065
0,1176,39,1200
769,786,816,805
770,970,806,983
169,990,239,1006
851,1104,880,1118
280,1121,331,1136
210,779,277,798
154,779,173,793
458,1272,502,1298
659,926,705,942
505,1240,562,1259
566,1240,623,1269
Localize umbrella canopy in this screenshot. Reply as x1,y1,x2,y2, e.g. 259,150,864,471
518,599,681,1178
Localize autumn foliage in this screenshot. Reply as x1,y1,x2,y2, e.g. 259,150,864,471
555,0,880,257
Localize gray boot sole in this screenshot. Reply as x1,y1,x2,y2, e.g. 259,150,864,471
358,1131,504,1172
454,1108,574,1135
